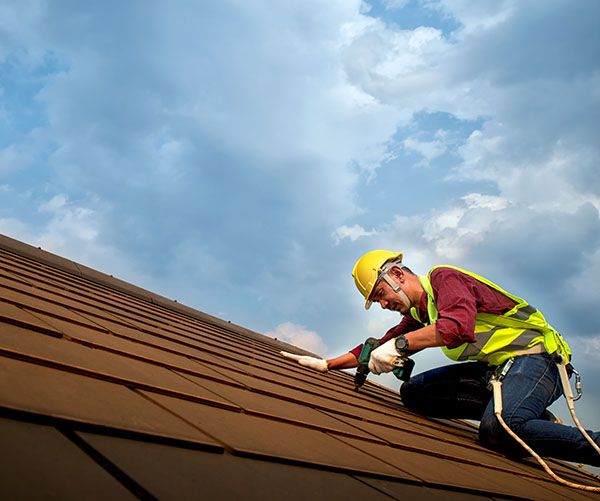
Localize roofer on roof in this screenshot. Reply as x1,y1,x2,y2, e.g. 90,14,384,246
282,250,600,467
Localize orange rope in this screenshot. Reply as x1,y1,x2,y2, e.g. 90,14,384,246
491,380,600,493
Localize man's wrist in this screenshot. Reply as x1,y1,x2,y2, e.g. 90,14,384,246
394,334,409,354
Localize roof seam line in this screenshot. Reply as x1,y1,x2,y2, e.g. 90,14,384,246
132,388,236,455
58,426,159,500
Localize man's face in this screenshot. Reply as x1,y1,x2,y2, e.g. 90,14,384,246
370,276,409,313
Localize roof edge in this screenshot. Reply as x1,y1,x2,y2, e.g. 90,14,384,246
0,233,316,357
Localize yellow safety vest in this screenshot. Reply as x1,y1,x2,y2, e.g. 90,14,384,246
410,266,571,366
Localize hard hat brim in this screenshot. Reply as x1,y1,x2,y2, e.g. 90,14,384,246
364,275,382,310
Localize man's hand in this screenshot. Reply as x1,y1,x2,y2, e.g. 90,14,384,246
280,351,328,372
368,338,401,375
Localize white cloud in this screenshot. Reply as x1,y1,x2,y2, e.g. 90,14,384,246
403,135,447,165
0,217,35,242
0,0,44,59
380,0,410,10
569,335,600,355
428,0,517,35
0,193,156,291
0,144,34,173
38,194,67,213
265,322,328,356
341,21,453,114
0,193,102,253
36,195,100,248
453,130,502,178
15,0,410,239
415,194,508,261
332,224,377,245
453,132,600,215
461,193,508,211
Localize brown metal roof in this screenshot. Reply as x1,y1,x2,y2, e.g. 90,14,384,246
0,233,598,500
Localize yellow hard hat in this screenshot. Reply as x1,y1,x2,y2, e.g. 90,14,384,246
352,250,403,309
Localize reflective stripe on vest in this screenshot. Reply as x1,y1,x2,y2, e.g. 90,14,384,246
410,266,571,366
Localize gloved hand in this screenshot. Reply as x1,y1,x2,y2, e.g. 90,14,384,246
280,351,328,372
368,338,401,375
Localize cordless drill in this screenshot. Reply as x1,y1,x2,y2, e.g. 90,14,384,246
354,337,380,391
353,337,415,391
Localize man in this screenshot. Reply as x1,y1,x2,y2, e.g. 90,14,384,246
282,250,600,466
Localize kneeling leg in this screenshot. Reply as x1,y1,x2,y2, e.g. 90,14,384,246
400,362,491,420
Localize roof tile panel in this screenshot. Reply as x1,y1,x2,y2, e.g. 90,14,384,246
140,391,423,481
0,299,63,337
332,435,569,501
0,355,223,447
0,321,242,407
0,417,137,500
75,431,401,501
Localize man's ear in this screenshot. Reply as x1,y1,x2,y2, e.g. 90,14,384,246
389,265,404,280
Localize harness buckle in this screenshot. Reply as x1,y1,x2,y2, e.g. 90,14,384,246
487,357,515,391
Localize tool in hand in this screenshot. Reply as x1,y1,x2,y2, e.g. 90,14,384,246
354,337,415,391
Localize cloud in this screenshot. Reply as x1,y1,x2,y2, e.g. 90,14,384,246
402,134,447,166
428,0,516,34
0,193,102,252
0,191,156,292
8,1,405,250
380,0,411,10
265,322,328,355
0,144,34,173
341,21,455,114
0,217,34,241
333,224,377,245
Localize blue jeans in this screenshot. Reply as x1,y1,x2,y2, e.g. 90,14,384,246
400,353,600,466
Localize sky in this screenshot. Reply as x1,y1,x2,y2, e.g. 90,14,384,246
1,0,599,463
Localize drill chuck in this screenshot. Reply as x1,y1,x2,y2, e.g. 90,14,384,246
354,337,380,391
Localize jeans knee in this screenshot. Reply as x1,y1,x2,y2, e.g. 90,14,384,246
479,415,502,449
399,379,420,412
479,415,524,457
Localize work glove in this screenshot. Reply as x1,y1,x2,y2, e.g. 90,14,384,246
368,338,401,375
280,351,328,372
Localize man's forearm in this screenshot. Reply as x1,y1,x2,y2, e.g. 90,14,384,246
405,323,444,351
325,324,441,371
326,352,358,369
